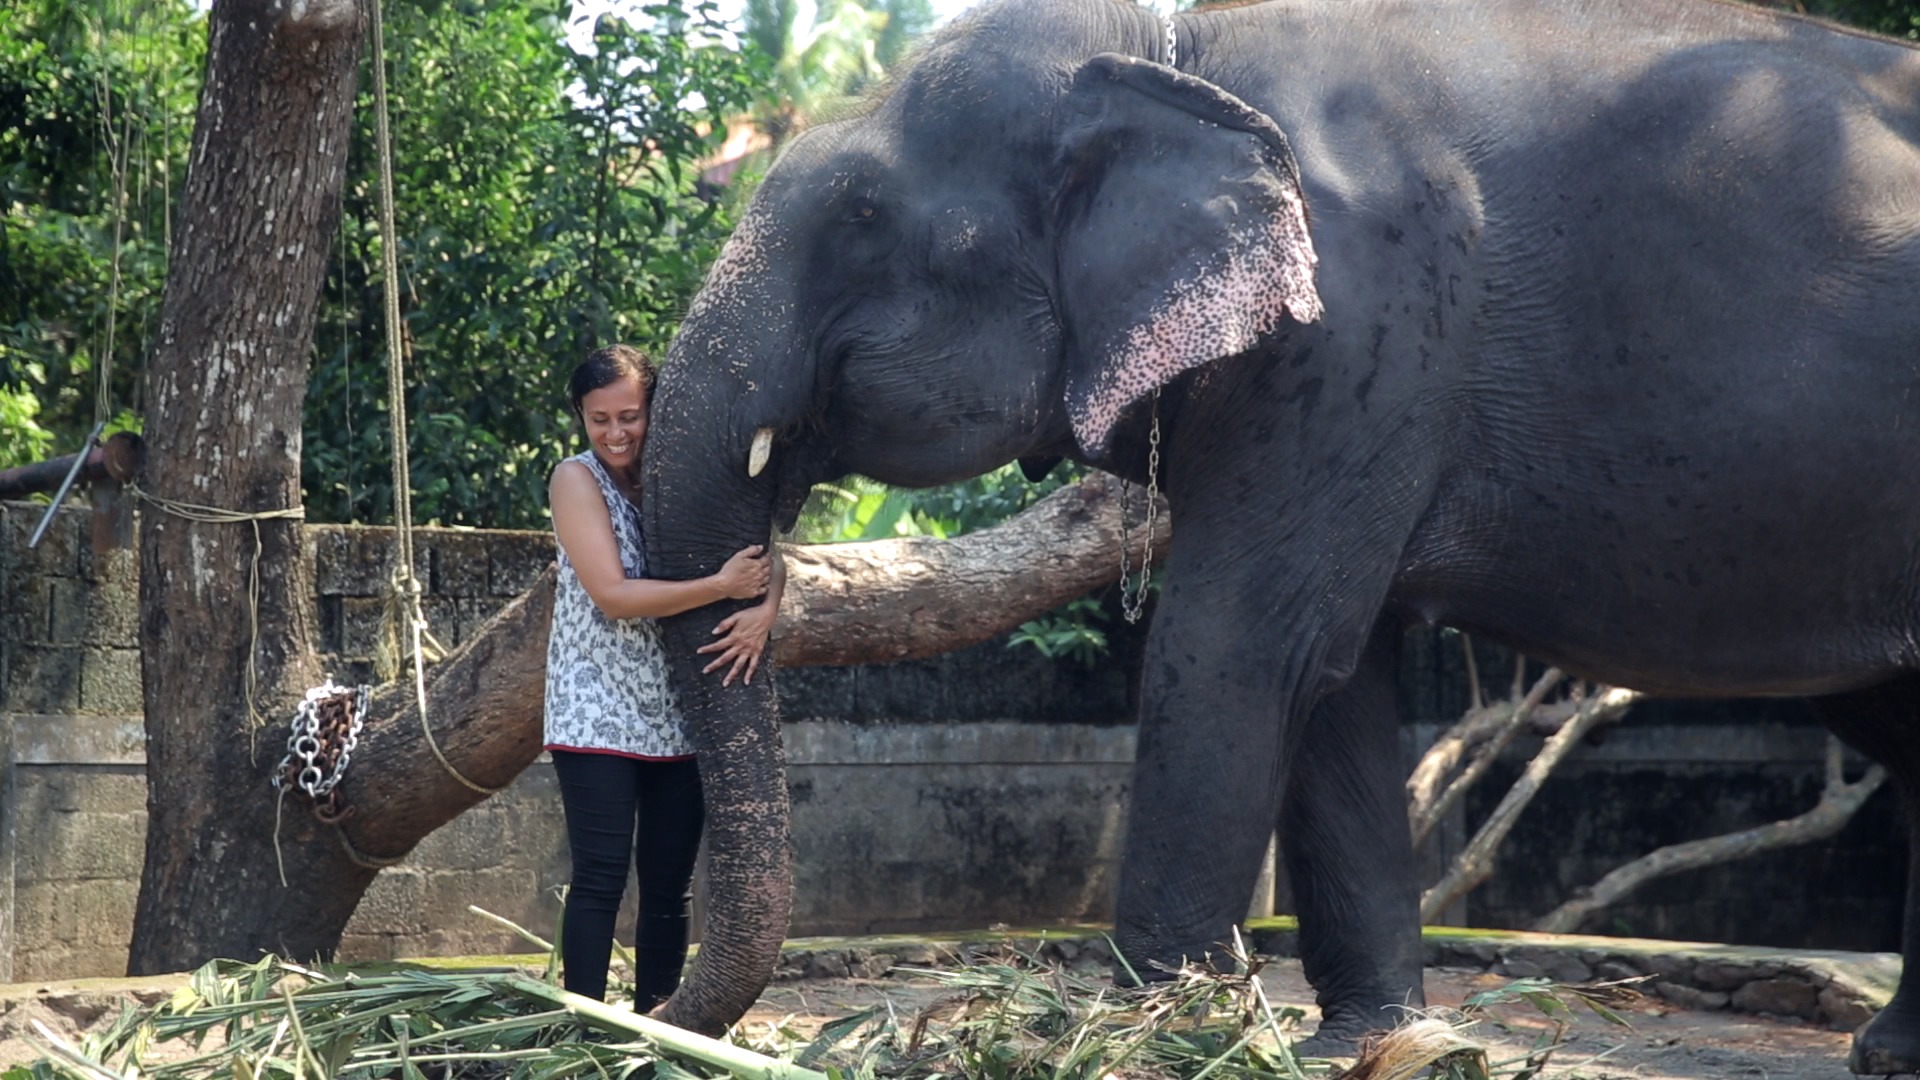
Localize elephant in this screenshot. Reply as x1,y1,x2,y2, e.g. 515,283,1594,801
638,0,1920,1070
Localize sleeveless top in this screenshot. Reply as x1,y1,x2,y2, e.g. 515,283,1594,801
543,451,693,759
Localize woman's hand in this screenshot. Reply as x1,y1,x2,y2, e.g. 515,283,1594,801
698,601,777,686
712,544,771,599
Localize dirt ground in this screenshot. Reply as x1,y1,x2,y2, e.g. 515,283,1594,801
0,958,1886,1078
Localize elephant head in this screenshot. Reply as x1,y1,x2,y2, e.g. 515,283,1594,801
642,0,1321,1033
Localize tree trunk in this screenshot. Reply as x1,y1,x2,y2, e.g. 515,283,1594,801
129,0,367,975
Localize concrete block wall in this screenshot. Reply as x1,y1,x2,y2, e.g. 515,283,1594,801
305,521,556,686
786,722,1133,936
2,499,1909,982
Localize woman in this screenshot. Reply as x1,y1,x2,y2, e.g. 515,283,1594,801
544,343,785,1011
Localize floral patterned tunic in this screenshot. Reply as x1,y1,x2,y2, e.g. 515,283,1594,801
543,451,693,759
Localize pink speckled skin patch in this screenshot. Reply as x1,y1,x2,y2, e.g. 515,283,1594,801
1073,187,1321,453
1060,55,1323,456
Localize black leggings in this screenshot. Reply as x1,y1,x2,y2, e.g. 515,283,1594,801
551,750,704,1008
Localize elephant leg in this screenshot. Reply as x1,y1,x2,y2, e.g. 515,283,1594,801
1109,531,1394,981
1809,674,1920,1076
1111,597,1289,978
1283,619,1425,1053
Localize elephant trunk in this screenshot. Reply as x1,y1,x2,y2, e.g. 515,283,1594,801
654,647,789,1036
643,209,807,1035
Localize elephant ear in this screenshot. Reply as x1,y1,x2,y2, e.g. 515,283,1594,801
1055,53,1322,456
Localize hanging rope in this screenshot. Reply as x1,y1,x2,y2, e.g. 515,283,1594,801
366,0,503,798
90,0,131,432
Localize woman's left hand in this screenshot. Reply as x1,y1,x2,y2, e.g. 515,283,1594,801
697,601,777,686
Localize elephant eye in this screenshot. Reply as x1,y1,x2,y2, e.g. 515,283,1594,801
848,199,877,223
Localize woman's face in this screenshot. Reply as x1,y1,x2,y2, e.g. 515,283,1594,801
580,374,648,475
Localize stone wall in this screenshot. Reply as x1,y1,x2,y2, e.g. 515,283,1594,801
0,498,1908,983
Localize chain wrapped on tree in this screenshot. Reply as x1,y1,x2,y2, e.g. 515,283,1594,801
272,682,373,825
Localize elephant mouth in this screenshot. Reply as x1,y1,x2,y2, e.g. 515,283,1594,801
764,438,839,534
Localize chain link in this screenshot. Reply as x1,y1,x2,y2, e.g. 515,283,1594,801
1119,390,1163,625
273,681,372,824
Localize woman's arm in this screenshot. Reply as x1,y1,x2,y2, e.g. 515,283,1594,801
697,542,786,686
550,461,769,620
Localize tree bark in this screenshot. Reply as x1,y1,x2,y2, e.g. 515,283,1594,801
129,0,367,975
1407,668,1565,851
774,470,1165,665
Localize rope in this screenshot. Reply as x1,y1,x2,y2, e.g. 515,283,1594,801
127,485,304,733
367,0,503,798
96,109,129,430
335,821,411,870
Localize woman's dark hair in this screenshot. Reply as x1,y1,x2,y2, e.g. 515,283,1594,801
568,344,656,421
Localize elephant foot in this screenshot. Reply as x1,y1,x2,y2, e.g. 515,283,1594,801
1850,1004,1920,1075
1288,1005,1395,1063
1289,1029,1362,1062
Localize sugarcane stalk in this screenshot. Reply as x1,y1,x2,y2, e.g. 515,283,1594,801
501,975,830,1080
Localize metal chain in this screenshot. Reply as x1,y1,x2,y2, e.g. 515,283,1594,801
1116,12,1175,629
1119,390,1163,625
272,681,372,824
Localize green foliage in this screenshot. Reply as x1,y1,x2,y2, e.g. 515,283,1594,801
0,0,202,450
0,376,53,468
1,0,764,529
307,0,765,528
793,462,1080,543
1008,596,1110,668
740,0,928,146
1801,0,1920,38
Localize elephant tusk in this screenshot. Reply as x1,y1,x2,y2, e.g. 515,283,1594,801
747,427,774,478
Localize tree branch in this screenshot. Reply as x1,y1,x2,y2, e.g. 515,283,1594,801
1532,736,1887,934
1419,686,1642,923
771,471,1169,666
325,472,1172,859
1407,667,1565,851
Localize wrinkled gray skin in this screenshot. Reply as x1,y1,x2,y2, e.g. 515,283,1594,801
641,0,1920,1069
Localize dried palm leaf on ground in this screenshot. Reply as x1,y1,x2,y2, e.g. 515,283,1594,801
777,933,1626,1080
6,956,816,1080
6,933,1626,1080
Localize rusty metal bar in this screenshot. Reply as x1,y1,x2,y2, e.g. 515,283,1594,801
0,431,144,501
2,430,146,548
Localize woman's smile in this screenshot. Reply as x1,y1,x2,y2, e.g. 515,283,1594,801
580,375,649,476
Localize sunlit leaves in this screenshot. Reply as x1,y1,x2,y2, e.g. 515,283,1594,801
305,0,764,528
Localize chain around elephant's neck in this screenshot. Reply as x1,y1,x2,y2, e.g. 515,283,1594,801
1118,12,1174,626
1118,389,1163,625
